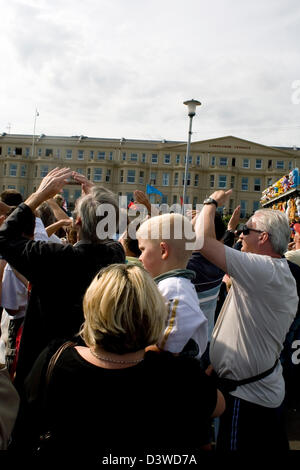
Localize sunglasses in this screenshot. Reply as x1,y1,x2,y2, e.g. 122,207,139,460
239,224,265,236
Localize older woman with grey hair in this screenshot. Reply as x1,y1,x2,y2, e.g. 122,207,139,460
0,169,125,391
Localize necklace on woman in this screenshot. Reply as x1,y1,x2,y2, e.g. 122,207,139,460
89,348,144,364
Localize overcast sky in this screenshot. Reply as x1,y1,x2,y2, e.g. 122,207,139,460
1,0,300,147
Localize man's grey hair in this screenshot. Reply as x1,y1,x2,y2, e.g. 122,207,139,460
75,186,119,243
251,209,290,256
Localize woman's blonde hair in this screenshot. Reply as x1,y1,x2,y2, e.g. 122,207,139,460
80,264,167,354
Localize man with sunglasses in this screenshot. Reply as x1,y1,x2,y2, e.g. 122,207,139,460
195,190,298,453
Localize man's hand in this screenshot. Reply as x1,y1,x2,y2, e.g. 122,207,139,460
73,172,94,196
210,190,233,207
228,205,241,232
134,190,151,212
36,168,73,197
25,168,72,212
134,190,159,217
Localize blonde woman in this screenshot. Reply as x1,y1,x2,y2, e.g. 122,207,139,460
15,264,224,456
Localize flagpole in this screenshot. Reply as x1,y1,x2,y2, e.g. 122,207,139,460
31,108,39,159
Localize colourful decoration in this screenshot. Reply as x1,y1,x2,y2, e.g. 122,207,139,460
260,168,299,205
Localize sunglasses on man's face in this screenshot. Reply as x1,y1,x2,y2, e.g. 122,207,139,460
239,224,264,236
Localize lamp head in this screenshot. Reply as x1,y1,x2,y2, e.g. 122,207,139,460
183,99,201,117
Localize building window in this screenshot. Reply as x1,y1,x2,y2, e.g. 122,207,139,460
127,170,136,184
268,160,272,169
255,159,262,169
254,178,261,192
38,148,42,157
141,153,146,163
176,155,180,165
242,158,250,168
164,154,171,164
3,164,6,176
94,168,102,182
120,170,124,183
25,148,30,157
130,153,138,162
193,197,198,208
97,152,105,161
78,150,84,160
10,164,17,177
151,154,158,164
87,168,91,180
109,152,113,161
162,173,169,186
7,147,11,155
211,156,216,167
218,175,227,189
34,165,38,177
21,165,26,177
139,171,144,184
173,195,178,204
276,161,284,169
174,172,179,185
89,150,94,160
66,149,72,159
194,174,199,187
240,200,247,218
162,195,168,204
122,152,126,161
230,176,235,188
56,149,61,159
184,155,192,164
106,169,111,182
253,201,260,213
45,149,53,157
229,199,234,213
76,168,84,175
232,157,236,167
40,165,49,178
267,177,272,186
182,172,191,186
126,193,134,204
150,172,156,185
74,189,81,201
62,189,69,203
241,177,248,191
219,157,228,166
288,161,293,170
196,155,201,166
210,174,215,188
14,147,22,155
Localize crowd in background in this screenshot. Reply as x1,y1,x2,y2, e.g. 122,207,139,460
0,168,299,457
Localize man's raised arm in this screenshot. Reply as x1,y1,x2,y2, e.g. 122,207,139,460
194,190,232,273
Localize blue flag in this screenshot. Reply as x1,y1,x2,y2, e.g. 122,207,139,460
146,184,163,197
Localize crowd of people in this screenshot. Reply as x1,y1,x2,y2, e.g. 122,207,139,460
0,167,299,458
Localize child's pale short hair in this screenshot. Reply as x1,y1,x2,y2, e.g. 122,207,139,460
136,213,195,262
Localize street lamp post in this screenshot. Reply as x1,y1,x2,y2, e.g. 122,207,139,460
182,99,201,214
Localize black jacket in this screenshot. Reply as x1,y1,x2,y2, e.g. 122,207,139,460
0,203,125,388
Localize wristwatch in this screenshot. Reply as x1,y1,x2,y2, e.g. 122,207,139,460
203,197,218,207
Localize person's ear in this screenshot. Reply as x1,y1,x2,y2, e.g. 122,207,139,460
259,232,268,243
75,216,82,227
160,241,169,259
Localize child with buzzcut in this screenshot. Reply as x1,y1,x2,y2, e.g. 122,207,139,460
136,213,207,359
